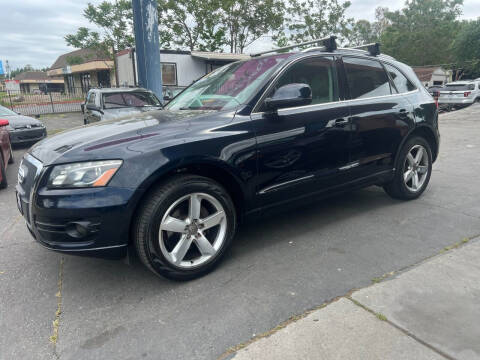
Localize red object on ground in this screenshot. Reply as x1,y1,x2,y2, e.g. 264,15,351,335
0,118,12,186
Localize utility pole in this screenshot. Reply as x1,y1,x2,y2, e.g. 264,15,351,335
132,0,162,98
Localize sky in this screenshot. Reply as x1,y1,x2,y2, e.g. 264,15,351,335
1,0,479,71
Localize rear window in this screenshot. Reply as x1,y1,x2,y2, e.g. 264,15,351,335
444,84,474,91
103,92,161,109
343,57,391,99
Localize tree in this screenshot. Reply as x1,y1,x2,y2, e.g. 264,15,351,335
349,20,376,46
380,0,463,66
65,0,134,55
220,0,285,53
276,0,353,46
157,0,225,51
452,19,480,78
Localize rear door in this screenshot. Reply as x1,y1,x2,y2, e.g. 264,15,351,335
252,55,352,207
342,56,415,179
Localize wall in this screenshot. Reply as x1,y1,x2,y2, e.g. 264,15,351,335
116,51,207,88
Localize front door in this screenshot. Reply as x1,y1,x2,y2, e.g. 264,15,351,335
252,56,352,208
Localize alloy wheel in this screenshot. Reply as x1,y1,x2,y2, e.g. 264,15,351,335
158,192,227,268
403,144,429,192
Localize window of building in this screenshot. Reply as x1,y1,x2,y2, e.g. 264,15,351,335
343,57,391,99
162,63,177,86
81,73,91,93
384,63,416,93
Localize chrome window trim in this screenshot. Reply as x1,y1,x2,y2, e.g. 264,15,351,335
258,174,315,194
251,89,419,118
251,53,338,114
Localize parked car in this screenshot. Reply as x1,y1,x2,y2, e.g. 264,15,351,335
16,37,439,280
81,87,163,125
0,105,47,146
438,80,480,108
427,85,443,97
0,118,14,189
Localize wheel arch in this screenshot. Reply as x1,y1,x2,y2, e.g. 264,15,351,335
395,125,439,168
127,159,248,243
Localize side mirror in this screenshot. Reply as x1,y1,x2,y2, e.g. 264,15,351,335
86,104,104,114
264,83,312,110
0,119,10,127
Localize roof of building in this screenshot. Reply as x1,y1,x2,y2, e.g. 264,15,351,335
191,51,250,61
14,71,63,82
50,48,111,70
412,66,448,82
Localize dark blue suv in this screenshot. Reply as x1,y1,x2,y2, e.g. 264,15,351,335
16,38,439,280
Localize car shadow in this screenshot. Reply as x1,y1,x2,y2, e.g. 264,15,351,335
61,186,401,293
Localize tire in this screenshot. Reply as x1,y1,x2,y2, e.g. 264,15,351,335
384,136,432,200
0,155,7,189
8,143,14,164
133,174,237,280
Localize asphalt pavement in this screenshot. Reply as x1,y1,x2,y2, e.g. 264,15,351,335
1,105,480,360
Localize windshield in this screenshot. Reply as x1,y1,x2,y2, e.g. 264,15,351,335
103,91,162,109
0,105,17,116
444,84,474,91
165,54,292,111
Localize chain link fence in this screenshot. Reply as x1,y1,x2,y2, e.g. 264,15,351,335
0,87,86,115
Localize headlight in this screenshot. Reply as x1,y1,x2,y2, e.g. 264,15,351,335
48,160,123,188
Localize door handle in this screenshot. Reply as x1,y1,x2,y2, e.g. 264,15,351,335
334,118,349,127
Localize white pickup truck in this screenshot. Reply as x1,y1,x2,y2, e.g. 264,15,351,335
438,80,480,108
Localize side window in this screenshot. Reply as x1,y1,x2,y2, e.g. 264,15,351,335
87,92,96,105
384,63,416,93
343,57,391,99
262,56,337,110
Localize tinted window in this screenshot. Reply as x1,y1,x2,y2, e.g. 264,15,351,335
343,57,391,99
384,63,416,93
264,56,337,109
103,92,161,109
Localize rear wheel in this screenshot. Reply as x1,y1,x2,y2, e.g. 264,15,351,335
0,155,7,189
133,175,236,280
384,136,432,200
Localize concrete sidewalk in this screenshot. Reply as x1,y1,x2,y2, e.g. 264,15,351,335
224,237,480,360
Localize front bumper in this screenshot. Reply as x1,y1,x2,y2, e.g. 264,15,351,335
16,154,136,259
10,127,47,145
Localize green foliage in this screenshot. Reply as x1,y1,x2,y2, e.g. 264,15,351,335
220,0,285,53
453,19,480,78
9,65,48,78
65,0,134,57
275,0,353,46
65,56,85,66
380,0,463,66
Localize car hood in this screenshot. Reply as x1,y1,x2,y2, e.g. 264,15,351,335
30,109,225,165
101,106,163,121
3,114,44,129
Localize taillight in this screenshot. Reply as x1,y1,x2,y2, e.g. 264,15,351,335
464,92,471,97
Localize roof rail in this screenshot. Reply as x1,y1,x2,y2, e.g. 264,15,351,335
250,36,337,57
350,42,381,56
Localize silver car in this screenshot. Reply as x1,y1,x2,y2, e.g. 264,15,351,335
81,87,163,125
438,80,480,107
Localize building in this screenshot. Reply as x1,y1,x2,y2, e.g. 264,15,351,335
412,66,452,87
116,48,249,89
47,48,116,94
14,71,64,93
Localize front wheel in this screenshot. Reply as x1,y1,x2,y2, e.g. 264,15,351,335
384,136,432,200
133,175,236,280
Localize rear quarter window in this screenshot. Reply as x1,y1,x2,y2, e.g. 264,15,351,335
383,63,416,93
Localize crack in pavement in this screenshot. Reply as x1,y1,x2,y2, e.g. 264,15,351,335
50,257,64,359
